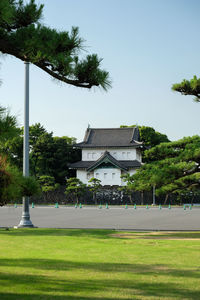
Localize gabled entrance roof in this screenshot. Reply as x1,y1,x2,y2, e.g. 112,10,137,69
87,151,128,171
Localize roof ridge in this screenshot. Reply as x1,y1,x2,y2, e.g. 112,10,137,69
130,127,135,143
83,128,91,143
88,127,135,130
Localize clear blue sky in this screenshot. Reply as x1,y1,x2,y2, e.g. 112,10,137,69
1,0,200,142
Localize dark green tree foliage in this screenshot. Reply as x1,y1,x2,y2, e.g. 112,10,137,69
120,125,169,148
38,175,59,202
139,126,169,148
29,122,46,146
129,136,200,196
0,105,22,169
120,125,170,161
120,174,135,204
0,123,46,171
30,131,54,177
65,177,86,204
19,175,40,197
1,123,80,184
0,123,47,170
52,136,80,183
0,156,40,206
88,177,102,205
0,156,12,206
0,0,111,90
172,76,200,102
30,131,80,184
0,131,23,170
0,105,19,142
0,106,40,205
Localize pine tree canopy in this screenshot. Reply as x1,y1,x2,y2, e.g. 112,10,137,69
172,76,200,102
0,105,18,142
88,177,102,192
128,136,200,195
0,0,111,90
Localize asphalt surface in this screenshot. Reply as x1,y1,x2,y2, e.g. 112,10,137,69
0,206,200,230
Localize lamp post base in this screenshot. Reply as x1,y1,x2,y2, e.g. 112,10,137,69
15,222,35,228
14,210,35,228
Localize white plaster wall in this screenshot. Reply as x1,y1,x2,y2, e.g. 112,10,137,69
94,168,122,186
129,169,137,176
77,168,122,186
136,150,142,162
77,170,94,184
82,148,138,161
77,168,140,186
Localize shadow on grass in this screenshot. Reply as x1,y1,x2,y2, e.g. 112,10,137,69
0,228,113,239
2,228,200,239
113,231,200,239
0,258,200,279
0,229,200,299
0,268,199,300
0,293,134,300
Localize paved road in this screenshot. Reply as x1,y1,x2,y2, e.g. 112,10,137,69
0,206,200,230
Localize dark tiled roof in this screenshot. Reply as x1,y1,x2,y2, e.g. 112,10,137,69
68,158,142,170
75,127,142,148
68,161,94,169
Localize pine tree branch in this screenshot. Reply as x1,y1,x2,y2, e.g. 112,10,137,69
35,62,95,88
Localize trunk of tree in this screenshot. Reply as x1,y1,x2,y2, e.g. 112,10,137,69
94,192,97,205
141,191,144,205
129,194,133,204
44,192,48,203
164,194,169,205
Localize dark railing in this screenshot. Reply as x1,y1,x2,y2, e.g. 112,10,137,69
19,186,200,206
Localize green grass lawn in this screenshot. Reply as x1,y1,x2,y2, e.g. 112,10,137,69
0,229,200,300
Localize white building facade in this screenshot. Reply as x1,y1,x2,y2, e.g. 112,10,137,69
69,127,143,186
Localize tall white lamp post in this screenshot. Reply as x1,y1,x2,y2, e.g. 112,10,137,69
17,62,34,227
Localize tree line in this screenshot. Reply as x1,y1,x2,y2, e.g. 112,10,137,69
1,107,200,205
0,106,40,205
1,123,81,184
0,110,171,205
